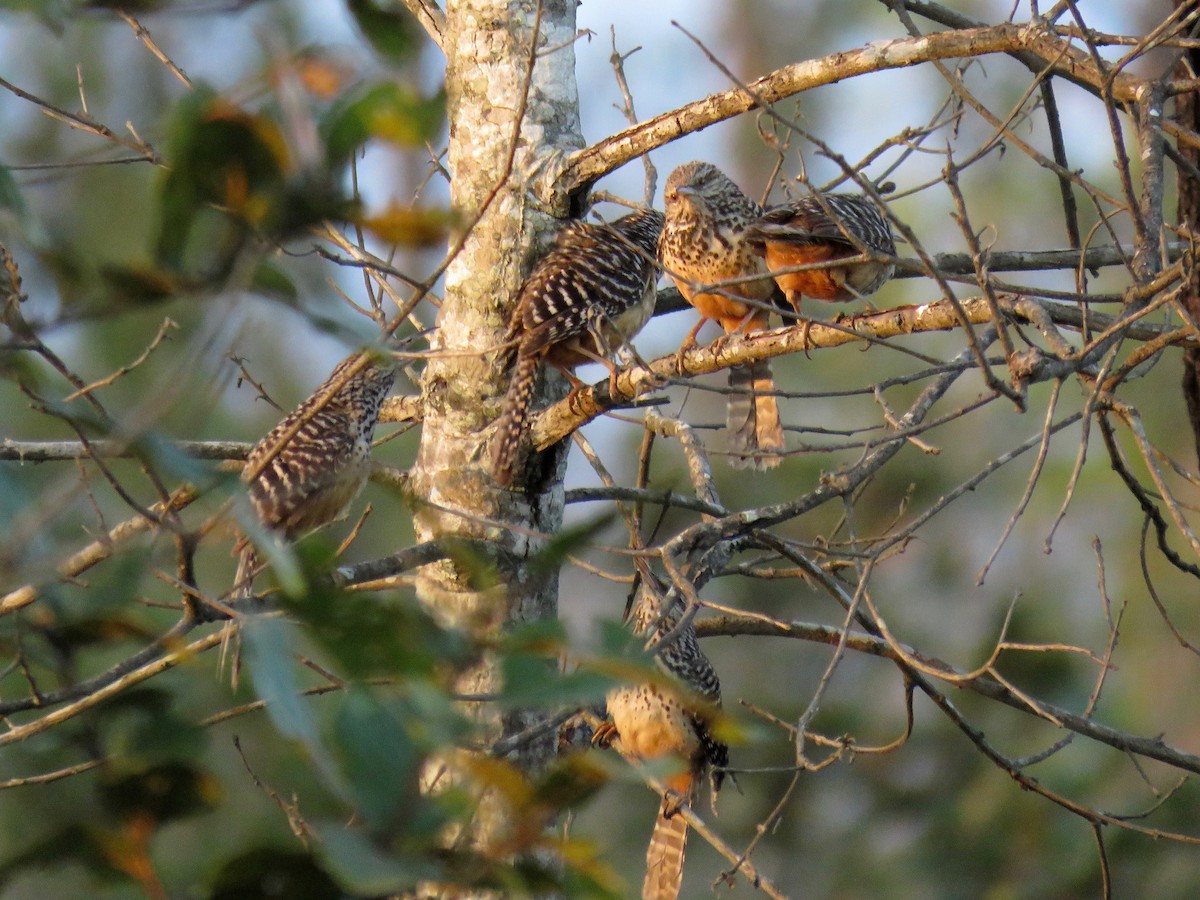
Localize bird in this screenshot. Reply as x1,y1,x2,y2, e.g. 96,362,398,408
743,191,896,315
491,208,664,486
658,161,784,470
232,348,396,600
593,571,728,900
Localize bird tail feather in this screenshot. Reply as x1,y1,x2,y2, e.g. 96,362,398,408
726,358,783,469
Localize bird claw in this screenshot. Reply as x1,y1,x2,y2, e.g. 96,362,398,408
661,790,686,820
799,317,815,357
674,341,693,375
606,369,621,399
592,720,619,748
635,368,669,392
675,319,708,374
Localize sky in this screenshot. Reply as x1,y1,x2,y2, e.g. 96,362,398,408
0,1,1170,424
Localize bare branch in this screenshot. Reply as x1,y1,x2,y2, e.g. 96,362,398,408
0,485,199,616
401,0,447,52
540,20,1143,207
696,614,1200,776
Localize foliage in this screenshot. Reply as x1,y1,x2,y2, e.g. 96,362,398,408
2,1,1200,899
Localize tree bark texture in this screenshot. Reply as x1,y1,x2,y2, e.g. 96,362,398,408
1176,0,1200,465
408,0,583,878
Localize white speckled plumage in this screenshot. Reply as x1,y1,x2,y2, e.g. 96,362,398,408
597,574,727,900
659,161,784,470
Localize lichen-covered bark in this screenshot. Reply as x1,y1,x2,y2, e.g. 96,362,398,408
1176,0,1200,465
408,0,583,873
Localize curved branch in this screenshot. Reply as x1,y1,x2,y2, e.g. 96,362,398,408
540,21,1143,206
533,297,994,452
0,622,218,737
400,0,446,52
696,614,1200,776
336,539,450,587
537,294,1066,452
0,439,250,462
0,486,199,616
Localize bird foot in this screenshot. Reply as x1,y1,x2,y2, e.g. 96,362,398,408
675,319,707,374
591,720,619,748
633,367,669,392
674,340,694,375
661,790,686,820
709,332,732,356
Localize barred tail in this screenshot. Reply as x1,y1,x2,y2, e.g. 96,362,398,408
643,810,689,900
220,541,258,688
726,358,783,469
232,541,258,601
492,352,540,486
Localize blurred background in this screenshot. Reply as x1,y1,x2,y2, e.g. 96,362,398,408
2,1,1198,897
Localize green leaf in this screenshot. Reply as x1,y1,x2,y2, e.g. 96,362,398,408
97,262,181,305
322,82,445,162
441,536,503,592
281,577,471,680
403,680,474,748
346,0,422,63
331,688,419,833
500,616,570,654
313,822,443,895
130,429,222,488
94,687,208,767
239,616,320,747
596,617,644,657
498,619,614,707
241,617,357,806
0,463,34,531
528,513,615,580
231,511,307,597
156,84,294,272
249,260,298,303
500,654,612,708
0,164,27,220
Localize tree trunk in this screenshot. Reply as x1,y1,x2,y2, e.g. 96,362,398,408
408,0,583,882
1175,0,1200,464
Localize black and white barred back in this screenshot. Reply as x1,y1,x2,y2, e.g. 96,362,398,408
234,350,395,596
491,208,664,486
751,193,895,254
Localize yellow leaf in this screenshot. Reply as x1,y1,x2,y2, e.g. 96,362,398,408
361,204,455,247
